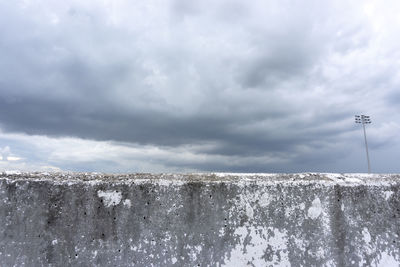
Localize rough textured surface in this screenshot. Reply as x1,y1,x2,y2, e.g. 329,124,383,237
1,172,400,266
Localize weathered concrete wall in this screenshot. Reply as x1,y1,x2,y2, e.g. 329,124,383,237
1,172,400,266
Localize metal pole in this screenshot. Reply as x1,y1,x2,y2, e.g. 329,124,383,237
355,115,372,173
362,121,371,173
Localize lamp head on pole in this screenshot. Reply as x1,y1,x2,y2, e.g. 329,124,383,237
355,115,372,124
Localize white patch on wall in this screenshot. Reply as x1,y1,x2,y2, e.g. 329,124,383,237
308,197,322,220
4,170,21,175
362,228,371,244
123,199,131,208
360,227,375,256
384,191,393,201
377,251,398,267
191,245,202,261
97,190,122,207
325,259,335,266
222,226,290,266
344,177,362,183
219,227,226,236
245,203,254,219
315,247,325,260
258,192,273,207
267,228,290,265
233,190,272,220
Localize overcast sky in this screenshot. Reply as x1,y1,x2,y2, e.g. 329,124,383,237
0,0,399,173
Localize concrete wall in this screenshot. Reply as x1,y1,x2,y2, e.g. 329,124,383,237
1,172,400,266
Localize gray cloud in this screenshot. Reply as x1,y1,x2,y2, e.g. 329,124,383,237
0,0,399,173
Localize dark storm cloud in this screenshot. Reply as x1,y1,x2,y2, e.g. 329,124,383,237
0,0,399,172
0,91,355,159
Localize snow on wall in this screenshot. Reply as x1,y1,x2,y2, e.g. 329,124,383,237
0,172,400,266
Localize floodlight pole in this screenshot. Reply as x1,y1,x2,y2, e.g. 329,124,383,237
355,115,371,173
361,120,371,173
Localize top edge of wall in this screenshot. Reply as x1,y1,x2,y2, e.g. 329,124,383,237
1,171,400,186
